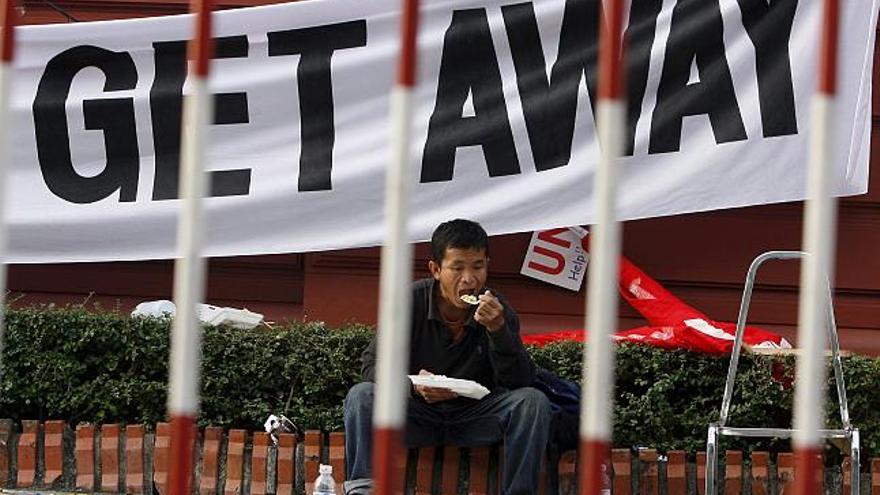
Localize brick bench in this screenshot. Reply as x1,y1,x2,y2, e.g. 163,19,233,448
0,419,873,494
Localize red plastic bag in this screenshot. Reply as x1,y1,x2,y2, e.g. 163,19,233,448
522,255,790,355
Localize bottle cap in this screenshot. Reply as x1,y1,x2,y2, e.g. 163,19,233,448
319,464,333,475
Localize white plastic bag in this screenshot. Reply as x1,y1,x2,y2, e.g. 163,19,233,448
131,300,264,330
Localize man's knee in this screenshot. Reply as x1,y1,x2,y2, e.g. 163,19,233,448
509,387,551,419
344,382,375,416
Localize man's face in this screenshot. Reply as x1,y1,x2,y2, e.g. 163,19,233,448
429,247,489,310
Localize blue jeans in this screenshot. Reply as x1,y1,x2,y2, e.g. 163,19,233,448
343,382,551,495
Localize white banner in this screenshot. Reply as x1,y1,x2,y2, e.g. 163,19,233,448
7,0,878,262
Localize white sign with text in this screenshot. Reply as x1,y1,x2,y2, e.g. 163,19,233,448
520,228,589,291
3,0,878,262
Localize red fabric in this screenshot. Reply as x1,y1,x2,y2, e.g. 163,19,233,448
618,257,706,325
522,255,789,355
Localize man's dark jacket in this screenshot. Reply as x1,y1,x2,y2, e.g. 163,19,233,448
361,278,536,400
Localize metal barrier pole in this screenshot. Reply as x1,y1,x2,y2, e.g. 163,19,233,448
0,0,16,392
793,0,840,493
706,425,719,495
850,429,860,495
167,1,214,494
720,251,802,427
718,254,764,428
826,279,851,429
372,1,419,493
579,1,625,493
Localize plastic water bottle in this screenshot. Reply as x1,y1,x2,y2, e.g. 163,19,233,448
313,464,337,495
600,461,612,495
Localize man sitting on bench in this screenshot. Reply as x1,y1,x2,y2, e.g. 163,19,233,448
343,219,551,495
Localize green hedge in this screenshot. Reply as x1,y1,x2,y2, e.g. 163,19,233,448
2,307,879,458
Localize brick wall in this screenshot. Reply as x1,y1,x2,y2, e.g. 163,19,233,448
0,419,875,495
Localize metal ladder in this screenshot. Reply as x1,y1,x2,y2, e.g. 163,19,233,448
705,251,859,495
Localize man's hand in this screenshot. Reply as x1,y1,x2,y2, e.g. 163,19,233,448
474,290,505,332
414,369,458,403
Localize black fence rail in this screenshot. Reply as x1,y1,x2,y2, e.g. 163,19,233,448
0,419,874,494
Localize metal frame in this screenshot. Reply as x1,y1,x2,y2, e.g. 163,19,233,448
705,251,859,495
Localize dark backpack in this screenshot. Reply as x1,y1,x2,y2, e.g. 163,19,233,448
532,367,581,451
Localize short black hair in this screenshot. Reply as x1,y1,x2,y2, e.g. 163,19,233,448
431,219,489,263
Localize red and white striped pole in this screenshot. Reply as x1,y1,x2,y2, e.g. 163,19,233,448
167,0,213,493
579,1,626,494
372,0,419,494
0,0,15,385
793,0,840,493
